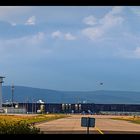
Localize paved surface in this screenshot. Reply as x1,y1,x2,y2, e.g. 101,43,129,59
36,115,140,134
95,115,140,132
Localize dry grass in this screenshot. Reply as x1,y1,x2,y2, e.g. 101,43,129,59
111,116,140,124
0,114,68,134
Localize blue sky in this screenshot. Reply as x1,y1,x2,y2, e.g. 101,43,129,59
0,6,140,91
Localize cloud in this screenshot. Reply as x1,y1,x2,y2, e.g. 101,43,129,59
82,27,104,40
109,6,124,15
134,47,140,56
51,30,62,39
11,22,16,26
0,32,45,52
52,31,76,40
64,33,76,40
99,11,124,29
27,32,45,45
0,7,33,24
83,15,97,26
0,20,42,40
0,31,49,63
130,7,140,16
82,6,124,40
25,16,36,25
112,32,140,59
118,47,140,59
0,7,23,17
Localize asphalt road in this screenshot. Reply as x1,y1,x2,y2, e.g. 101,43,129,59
36,115,140,134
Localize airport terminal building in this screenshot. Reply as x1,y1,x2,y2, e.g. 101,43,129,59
3,103,140,115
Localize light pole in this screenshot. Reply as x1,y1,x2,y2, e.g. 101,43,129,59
11,84,14,107
32,98,34,114
34,101,36,114
26,97,29,114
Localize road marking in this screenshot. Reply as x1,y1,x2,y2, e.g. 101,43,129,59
95,127,104,134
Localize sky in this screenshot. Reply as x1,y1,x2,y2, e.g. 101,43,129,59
0,6,140,91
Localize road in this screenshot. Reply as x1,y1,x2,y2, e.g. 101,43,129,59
35,115,140,134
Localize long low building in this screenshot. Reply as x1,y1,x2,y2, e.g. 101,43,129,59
3,103,140,114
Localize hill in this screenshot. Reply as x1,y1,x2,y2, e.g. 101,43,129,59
2,86,140,104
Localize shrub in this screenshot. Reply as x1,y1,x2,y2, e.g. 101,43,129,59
0,120,40,134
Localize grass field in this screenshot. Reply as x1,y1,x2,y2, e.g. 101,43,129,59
0,114,68,134
112,116,140,124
